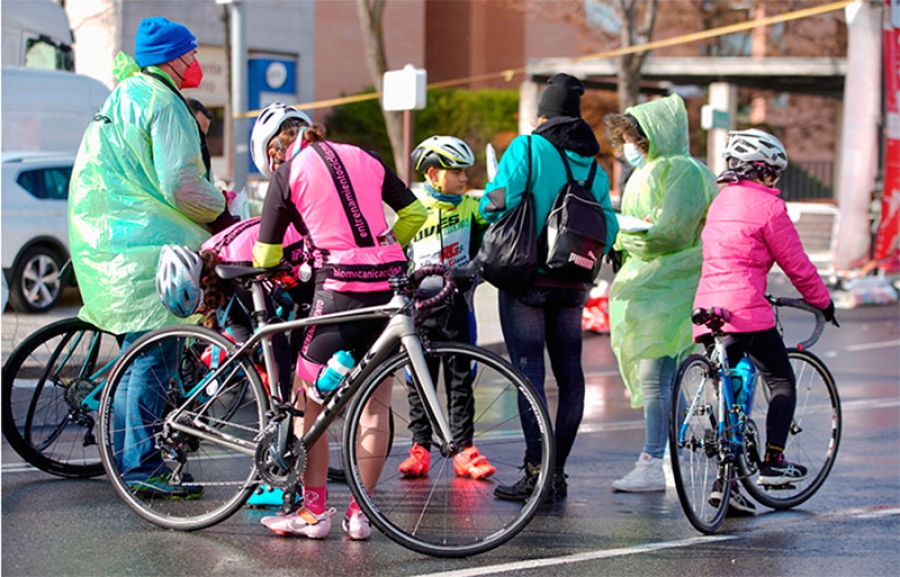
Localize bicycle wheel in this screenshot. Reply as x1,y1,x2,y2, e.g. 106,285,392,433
327,409,348,483
1,318,118,478
737,349,841,509
669,354,731,534
343,342,555,557
98,325,268,530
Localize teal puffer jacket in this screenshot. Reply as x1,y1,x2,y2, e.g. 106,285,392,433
479,121,619,280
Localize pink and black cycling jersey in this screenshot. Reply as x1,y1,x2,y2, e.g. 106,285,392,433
202,216,306,266
258,139,415,292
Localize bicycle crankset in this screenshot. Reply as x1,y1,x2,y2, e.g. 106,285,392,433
255,428,305,490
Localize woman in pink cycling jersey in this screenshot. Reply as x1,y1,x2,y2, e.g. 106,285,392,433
250,103,426,540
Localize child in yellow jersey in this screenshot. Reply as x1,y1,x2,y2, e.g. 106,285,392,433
399,136,495,480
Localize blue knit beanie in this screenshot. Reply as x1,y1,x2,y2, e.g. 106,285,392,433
134,17,197,68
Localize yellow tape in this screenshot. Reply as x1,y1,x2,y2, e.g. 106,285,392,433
235,0,854,119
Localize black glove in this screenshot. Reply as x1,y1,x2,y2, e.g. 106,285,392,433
606,248,623,274
821,300,840,327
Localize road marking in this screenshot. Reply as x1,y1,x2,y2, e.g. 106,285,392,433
409,535,736,577
839,505,900,519
843,339,900,352
840,397,900,411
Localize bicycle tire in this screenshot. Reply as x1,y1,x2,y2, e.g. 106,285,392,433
1,318,118,478
669,353,731,534
343,342,555,557
98,325,268,530
737,349,841,509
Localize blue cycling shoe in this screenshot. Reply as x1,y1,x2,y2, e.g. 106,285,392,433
247,484,300,509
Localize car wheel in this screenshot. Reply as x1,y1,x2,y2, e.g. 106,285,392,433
8,245,65,313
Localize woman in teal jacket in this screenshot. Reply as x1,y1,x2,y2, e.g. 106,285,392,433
68,17,226,497
479,73,619,503
605,94,718,493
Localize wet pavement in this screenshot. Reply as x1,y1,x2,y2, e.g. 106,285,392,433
2,276,898,576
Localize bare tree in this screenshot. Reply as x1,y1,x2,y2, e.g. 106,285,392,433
613,0,659,112
355,0,407,177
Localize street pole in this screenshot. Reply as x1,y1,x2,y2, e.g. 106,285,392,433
217,0,248,192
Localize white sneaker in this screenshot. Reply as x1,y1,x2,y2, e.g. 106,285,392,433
261,507,336,539
612,452,666,492
342,510,372,540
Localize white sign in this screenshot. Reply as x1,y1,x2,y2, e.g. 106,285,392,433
185,45,228,106
701,104,730,130
382,64,426,111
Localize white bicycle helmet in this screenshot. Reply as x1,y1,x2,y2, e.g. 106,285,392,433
723,128,788,173
156,245,205,318
411,136,475,173
250,102,312,179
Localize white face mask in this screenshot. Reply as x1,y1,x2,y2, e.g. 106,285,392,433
623,143,647,168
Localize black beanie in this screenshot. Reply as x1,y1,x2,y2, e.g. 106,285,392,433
537,73,584,119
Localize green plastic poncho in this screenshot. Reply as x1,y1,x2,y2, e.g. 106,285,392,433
609,94,718,407
68,53,224,334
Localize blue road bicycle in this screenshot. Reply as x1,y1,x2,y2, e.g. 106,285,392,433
669,296,841,534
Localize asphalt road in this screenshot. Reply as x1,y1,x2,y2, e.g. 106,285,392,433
2,277,898,577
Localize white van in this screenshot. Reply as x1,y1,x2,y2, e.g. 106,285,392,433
1,67,109,153
1,0,74,71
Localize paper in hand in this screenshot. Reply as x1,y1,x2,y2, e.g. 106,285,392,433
486,143,498,182
616,214,652,232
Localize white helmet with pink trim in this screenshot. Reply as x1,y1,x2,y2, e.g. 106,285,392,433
251,102,311,179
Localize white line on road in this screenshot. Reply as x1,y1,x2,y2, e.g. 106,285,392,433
409,535,737,577
842,339,900,352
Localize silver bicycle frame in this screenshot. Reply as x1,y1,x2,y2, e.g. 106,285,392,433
167,280,456,457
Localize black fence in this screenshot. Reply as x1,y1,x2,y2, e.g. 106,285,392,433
777,160,834,202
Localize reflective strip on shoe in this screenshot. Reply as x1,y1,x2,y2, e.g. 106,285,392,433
726,491,757,515
758,459,808,486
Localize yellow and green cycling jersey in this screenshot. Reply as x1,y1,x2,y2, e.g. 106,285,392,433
407,193,488,271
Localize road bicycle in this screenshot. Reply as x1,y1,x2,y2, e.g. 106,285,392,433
2,318,119,478
669,295,841,534
1,282,306,480
96,263,555,558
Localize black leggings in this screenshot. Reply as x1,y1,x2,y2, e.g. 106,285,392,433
726,327,795,452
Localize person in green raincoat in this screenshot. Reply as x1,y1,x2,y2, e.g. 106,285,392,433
68,17,228,498
604,94,718,493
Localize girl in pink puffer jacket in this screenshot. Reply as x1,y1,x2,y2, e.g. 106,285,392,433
693,129,838,510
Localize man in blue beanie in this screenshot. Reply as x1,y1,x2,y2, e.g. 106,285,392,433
69,16,230,499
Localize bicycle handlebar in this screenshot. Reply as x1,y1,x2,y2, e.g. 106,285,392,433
765,295,826,351
410,264,456,311
692,296,827,351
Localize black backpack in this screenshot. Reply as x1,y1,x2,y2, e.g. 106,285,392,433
539,146,608,283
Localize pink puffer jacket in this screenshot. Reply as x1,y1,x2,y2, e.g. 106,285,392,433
693,180,830,339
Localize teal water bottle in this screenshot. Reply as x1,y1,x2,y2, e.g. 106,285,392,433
313,350,355,402
734,356,757,415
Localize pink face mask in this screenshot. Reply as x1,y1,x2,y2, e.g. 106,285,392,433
179,58,203,89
